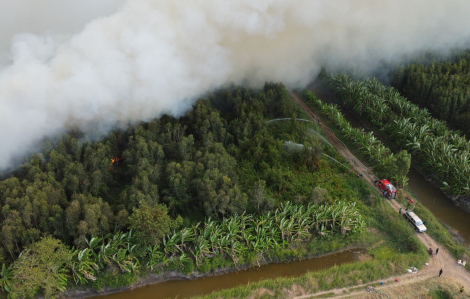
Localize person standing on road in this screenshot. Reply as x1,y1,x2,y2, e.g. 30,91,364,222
399,208,402,215
460,286,464,294
439,268,443,277
436,248,439,255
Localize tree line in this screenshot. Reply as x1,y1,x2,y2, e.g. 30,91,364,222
304,91,411,187
0,83,300,261
0,201,364,299
391,50,470,136
0,82,364,298
326,74,470,199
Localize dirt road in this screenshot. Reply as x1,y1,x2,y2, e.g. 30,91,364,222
290,92,375,181
289,91,470,298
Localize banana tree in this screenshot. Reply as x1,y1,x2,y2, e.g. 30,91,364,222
176,227,194,253
112,248,139,273
147,244,166,271
190,235,210,267
70,248,99,285
0,264,13,295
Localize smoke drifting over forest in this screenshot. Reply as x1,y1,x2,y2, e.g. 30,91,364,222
1,0,470,170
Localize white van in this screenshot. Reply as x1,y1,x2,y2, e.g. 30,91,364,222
403,210,427,233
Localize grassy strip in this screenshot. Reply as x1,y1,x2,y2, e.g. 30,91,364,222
77,91,432,297
64,114,377,294
395,192,469,263
189,122,428,298
194,255,425,299
86,178,378,291
303,88,470,262
193,197,427,299
325,73,470,199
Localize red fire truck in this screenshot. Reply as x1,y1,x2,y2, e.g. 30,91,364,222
376,179,397,199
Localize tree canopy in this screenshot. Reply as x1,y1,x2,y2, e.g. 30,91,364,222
392,50,470,137
10,236,71,299
0,82,367,299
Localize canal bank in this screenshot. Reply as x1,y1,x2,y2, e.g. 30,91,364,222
64,248,367,299
307,80,470,245
62,79,464,299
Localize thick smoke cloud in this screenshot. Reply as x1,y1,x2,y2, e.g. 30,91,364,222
0,0,125,64
1,0,470,169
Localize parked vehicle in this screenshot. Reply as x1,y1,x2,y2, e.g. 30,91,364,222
376,179,397,199
403,210,427,232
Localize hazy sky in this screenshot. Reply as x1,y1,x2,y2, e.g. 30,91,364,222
1,0,470,170
0,0,125,64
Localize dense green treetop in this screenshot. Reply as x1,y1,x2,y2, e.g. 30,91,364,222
9,236,71,299
0,82,369,299
392,50,470,136
0,82,318,263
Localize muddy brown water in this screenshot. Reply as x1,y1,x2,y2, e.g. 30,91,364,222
90,81,470,299
407,168,470,242
308,80,470,244
90,250,362,299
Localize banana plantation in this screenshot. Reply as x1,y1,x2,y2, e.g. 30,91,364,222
325,74,470,197
66,201,364,286
304,91,410,187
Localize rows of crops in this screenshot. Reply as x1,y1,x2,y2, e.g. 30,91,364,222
304,91,410,187
326,74,470,197
63,201,365,286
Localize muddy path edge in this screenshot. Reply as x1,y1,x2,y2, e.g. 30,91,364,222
289,91,470,299
60,246,364,299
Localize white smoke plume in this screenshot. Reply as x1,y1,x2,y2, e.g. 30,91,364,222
1,0,470,170
0,0,126,64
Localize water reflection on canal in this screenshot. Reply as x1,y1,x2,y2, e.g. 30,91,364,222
308,80,470,244
91,250,362,299
407,168,470,242
92,80,470,299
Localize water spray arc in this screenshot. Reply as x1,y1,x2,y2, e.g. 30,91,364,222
283,141,352,172
1,0,470,170
267,118,332,147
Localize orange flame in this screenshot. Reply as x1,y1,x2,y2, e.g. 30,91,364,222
109,156,121,171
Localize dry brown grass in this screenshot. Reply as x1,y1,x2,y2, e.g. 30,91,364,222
284,283,307,298
339,277,464,299
248,287,275,299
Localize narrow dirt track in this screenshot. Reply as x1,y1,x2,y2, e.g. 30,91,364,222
290,92,375,181
289,91,470,298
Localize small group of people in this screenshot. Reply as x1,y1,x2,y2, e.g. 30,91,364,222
429,247,439,257
457,259,467,266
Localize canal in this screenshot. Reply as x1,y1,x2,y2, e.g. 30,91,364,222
90,249,364,299
308,80,470,243
92,79,470,299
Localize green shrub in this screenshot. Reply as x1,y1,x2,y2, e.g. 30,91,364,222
429,286,454,299
182,260,195,275
211,255,233,270
197,260,212,274
92,272,138,291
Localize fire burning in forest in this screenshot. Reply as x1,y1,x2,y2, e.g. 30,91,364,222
109,156,121,171
1,0,470,170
